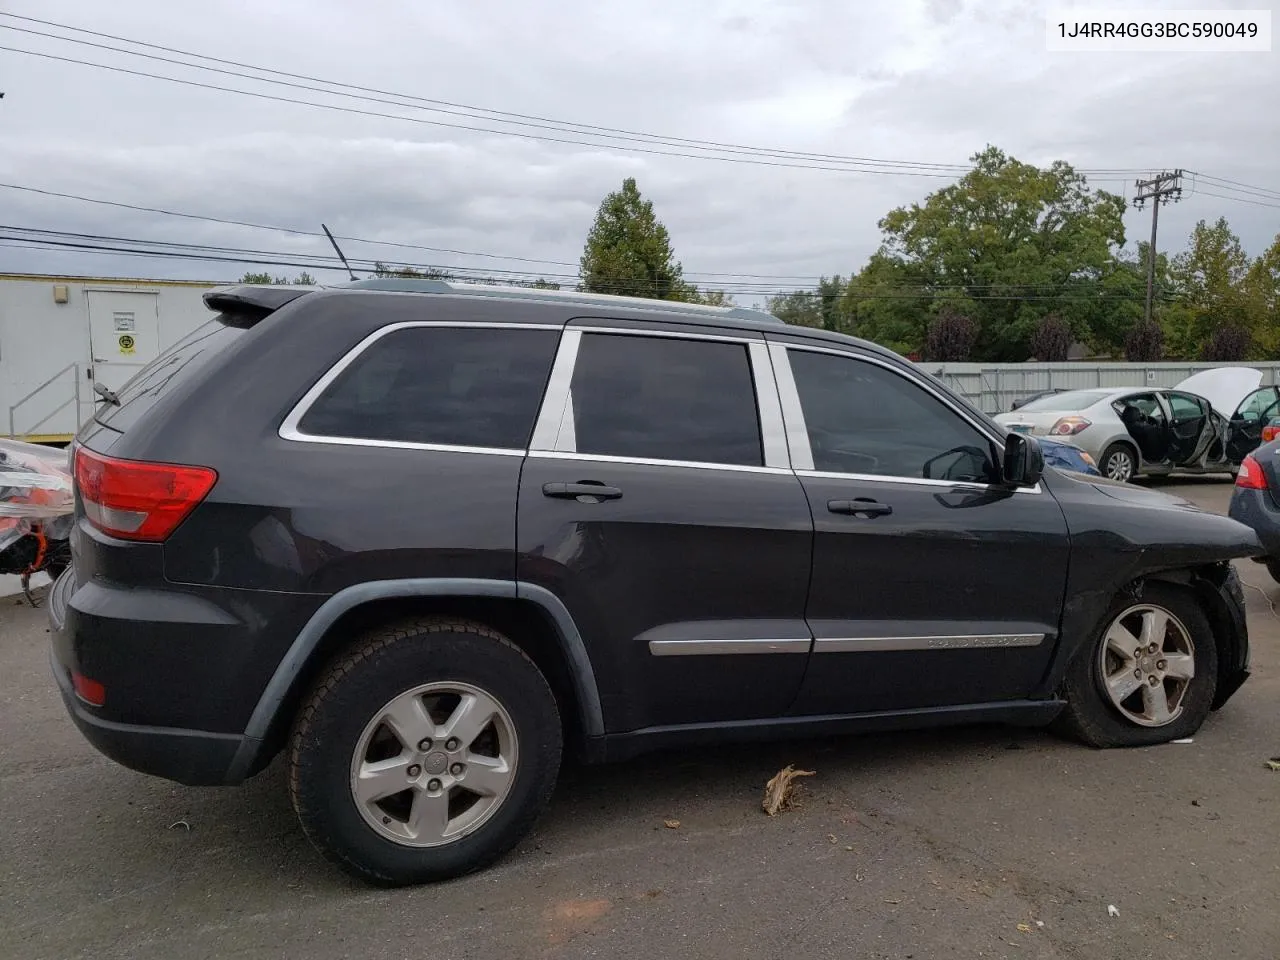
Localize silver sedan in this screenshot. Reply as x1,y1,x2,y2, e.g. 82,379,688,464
994,368,1274,482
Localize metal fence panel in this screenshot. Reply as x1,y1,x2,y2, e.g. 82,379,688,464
919,362,1280,414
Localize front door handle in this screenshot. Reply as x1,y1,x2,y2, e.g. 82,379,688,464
828,498,892,518
542,481,623,502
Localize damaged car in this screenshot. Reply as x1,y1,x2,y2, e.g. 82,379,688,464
994,367,1275,483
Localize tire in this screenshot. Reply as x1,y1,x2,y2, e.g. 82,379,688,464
1099,443,1138,483
289,618,562,887
1054,583,1218,748
1267,560,1280,585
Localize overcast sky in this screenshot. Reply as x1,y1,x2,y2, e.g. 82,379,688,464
1,0,1277,301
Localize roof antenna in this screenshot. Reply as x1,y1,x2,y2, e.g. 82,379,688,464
321,223,358,281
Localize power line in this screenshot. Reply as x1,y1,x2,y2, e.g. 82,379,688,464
2,44,976,179
0,21,973,174
1186,171,1280,202
2,13,1160,179
0,182,864,282
0,232,1174,302
3,222,1179,292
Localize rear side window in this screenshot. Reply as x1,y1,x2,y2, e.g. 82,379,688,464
1017,389,1112,412
567,333,763,466
296,326,560,449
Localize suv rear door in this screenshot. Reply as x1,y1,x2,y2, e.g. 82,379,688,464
767,336,1071,715
516,319,814,734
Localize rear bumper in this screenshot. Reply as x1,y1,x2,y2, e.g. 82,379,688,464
50,646,245,786
1227,487,1280,558
46,567,292,786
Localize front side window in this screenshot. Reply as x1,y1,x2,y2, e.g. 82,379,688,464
567,333,764,466
1235,388,1279,422
297,326,560,448
788,349,996,483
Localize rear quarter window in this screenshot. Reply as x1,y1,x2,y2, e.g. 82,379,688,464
294,326,561,450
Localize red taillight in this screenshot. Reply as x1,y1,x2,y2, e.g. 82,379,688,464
1049,416,1091,436
1236,455,1268,490
72,671,106,706
73,447,217,542
1264,425,1280,443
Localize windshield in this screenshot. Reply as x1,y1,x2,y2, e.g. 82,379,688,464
1016,389,1114,413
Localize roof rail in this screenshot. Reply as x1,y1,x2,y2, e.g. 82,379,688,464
333,277,786,324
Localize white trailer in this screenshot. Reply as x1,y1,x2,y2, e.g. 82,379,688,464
1,274,220,443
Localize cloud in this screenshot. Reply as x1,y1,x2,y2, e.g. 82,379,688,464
0,0,1276,298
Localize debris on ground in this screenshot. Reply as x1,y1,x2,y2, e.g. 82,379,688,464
168,820,191,832
1265,759,1280,772
663,819,681,829
1172,738,1194,744
1016,923,1033,933
762,764,815,816
1107,904,1120,918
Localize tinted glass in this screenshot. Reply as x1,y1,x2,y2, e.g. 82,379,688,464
1017,389,1113,412
298,326,560,448
569,333,763,466
789,350,995,483
1167,393,1205,419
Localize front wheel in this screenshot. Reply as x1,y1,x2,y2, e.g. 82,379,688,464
289,618,562,886
1100,443,1138,483
1055,584,1217,748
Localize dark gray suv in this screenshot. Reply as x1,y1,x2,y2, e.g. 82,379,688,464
50,279,1259,886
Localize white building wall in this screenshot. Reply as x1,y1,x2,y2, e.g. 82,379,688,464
0,275,218,440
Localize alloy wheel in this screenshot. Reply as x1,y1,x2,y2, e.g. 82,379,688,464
1105,450,1134,482
349,681,518,847
1096,604,1195,727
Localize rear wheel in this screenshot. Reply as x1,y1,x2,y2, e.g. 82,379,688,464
289,618,562,886
1055,584,1217,747
1266,560,1280,584
1100,443,1138,483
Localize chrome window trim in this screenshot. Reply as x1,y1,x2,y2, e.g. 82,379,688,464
770,341,1042,495
749,341,790,469
766,342,814,470
571,324,765,344
279,320,563,453
814,633,1045,653
649,638,812,656
529,329,582,451
530,324,791,471
527,450,792,476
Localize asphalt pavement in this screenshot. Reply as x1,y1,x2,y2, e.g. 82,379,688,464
3,478,1277,960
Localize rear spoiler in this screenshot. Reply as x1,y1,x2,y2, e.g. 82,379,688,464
203,285,318,326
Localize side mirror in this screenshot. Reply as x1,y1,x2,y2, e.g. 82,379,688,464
1002,432,1044,487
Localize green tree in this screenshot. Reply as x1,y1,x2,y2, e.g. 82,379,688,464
240,270,318,285
579,178,685,300
1166,218,1258,358
765,290,822,327
372,261,450,279
239,271,275,284
294,272,317,285
866,146,1128,360
764,276,851,331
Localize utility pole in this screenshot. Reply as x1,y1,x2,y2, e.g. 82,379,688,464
1132,170,1183,325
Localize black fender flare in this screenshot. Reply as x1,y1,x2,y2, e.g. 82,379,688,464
225,578,603,782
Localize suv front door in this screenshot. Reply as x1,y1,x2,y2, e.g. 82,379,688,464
768,338,1072,715
517,322,815,735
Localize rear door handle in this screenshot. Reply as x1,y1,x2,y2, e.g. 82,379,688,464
828,498,892,518
542,482,623,502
